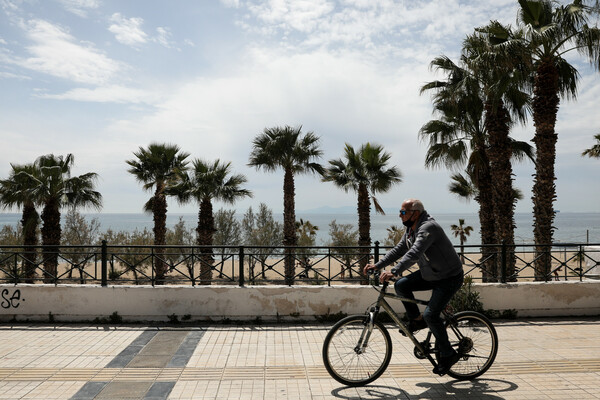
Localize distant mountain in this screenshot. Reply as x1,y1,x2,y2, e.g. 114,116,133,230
298,206,397,214
298,206,356,214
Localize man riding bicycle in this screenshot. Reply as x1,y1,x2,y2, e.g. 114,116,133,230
364,198,464,375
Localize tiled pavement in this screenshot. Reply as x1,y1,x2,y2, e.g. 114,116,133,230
0,318,599,399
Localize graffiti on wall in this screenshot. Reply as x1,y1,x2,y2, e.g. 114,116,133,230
1,289,23,309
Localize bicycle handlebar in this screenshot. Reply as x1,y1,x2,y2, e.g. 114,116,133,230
367,269,390,291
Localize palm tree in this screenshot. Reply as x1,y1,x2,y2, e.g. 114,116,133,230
0,163,41,282
249,125,324,285
26,154,102,282
323,143,402,282
169,159,252,285
383,225,405,247
126,143,189,284
451,219,474,264
421,43,533,281
497,0,600,280
582,134,600,158
420,56,497,281
464,26,531,282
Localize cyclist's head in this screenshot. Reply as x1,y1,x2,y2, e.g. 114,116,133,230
404,199,424,212
400,199,424,228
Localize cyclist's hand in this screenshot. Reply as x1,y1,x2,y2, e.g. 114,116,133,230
379,271,396,284
363,264,377,275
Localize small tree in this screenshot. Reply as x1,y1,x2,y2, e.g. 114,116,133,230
61,209,101,283
0,224,23,282
242,204,283,281
328,220,359,280
214,209,242,278
103,228,153,284
165,217,195,283
296,219,319,278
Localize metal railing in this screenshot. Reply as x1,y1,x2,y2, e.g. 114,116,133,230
0,241,598,286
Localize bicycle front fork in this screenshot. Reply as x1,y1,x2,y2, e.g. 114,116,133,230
354,308,378,354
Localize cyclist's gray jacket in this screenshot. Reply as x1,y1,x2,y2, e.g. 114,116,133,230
374,211,463,281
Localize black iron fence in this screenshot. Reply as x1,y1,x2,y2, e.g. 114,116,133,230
0,241,599,286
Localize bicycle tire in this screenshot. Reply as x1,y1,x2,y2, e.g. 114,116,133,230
445,311,498,380
322,315,392,386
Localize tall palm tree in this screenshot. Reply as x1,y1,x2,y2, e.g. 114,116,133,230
323,143,402,281
249,125,324,285
0,163,41,282
420,55,498,281
451,219,474,264
497,0,600,280
126,143,189,284
26,154,102,282
464,26,531,281
169,159,252,285
421,44,533,281
582,134,600,158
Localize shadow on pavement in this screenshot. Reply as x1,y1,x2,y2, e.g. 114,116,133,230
331,378,518,399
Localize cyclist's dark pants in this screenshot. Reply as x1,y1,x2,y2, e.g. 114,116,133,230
394,270,464,357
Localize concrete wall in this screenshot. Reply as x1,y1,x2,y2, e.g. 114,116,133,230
1,281,599,322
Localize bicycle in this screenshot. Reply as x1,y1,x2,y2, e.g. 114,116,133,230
322,274,498,386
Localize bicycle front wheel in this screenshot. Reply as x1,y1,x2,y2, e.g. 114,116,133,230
322,315,392,387
445,311,498,380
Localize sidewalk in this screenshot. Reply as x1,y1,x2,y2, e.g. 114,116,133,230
0,318,599,399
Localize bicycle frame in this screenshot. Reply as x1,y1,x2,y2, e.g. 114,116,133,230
366,280,456,367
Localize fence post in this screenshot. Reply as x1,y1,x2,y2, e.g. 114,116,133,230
239,246,245,287
579,244,583,281
101,240,107,287
372,241,380,287
500,240,506,283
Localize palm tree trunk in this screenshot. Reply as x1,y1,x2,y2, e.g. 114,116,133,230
41,199,61,284
532,59,559,281
485,100,516,282
283,168,297,285
357,184,370,284
473,147,497,282
153,189,168,285
197,198,215,285
21,202,38,283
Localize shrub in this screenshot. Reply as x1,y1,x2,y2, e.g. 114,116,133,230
449,276,484,313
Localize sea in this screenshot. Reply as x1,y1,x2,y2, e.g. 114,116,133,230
1,211,599,246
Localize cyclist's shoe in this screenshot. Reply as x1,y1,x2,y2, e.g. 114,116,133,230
433,351,461,375
400,318,428,336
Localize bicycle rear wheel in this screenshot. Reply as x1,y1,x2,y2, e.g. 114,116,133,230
445,311,498,380
322,315,392,386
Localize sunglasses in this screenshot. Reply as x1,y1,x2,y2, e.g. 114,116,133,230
399,210,414,216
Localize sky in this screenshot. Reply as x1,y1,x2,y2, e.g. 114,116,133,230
1,0,599,217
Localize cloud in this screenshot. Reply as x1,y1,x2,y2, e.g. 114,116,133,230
37,85,159,104
108,46,432,176
153,27,174,48
220,0,241,8
0,70,31,80
108,13,148,47
6,19,121,85
57,0,100,17
237,0,517,55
